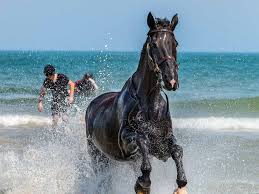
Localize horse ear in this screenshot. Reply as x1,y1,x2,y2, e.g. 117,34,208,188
170,14,178,31
147,12,156,29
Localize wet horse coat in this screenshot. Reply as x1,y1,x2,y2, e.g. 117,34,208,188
85,12,187,193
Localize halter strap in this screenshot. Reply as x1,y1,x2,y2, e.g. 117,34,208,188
146,29,177,67
157,56,175,66
147,29,173,35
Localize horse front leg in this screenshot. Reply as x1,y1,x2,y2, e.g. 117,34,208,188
135,133,151,194
168,135,187,189
120,128,151,194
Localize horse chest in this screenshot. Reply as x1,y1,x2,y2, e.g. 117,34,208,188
129,112,172,161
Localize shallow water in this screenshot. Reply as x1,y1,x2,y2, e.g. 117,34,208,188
0,115,258,194
0,51,259,193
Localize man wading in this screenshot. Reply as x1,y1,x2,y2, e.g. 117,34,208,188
75,73,98,97
38,64,75,127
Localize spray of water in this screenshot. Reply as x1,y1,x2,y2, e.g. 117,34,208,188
0,94,186,194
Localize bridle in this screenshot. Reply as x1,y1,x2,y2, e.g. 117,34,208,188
146,28,179,89
147,28,179,74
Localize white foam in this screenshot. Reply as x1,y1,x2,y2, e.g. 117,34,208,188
0,116,93,194
0,144,78,194
173,117,259,131
0,115,51,128
0,115,259,132
0,113,258,193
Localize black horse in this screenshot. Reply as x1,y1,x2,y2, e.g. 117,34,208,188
85,12,187,194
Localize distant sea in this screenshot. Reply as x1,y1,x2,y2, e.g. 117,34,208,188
0,51,258,194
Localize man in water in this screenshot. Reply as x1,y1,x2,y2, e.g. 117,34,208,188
38,64,75,127
75,73,98,96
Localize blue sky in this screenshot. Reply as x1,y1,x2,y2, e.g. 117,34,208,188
0,0,259,52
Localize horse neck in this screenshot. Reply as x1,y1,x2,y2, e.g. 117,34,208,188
132,48,161,118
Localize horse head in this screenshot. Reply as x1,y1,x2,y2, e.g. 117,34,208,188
146,12,179,91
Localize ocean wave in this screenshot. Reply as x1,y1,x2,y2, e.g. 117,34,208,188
175,96,259,110
171,96,259,117
173,117,259,131
0,114,258,132
0,98,38,105
0,115,51,128
0,87,38,94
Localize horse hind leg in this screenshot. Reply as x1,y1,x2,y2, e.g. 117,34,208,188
87,140,112,193
168,136,187,188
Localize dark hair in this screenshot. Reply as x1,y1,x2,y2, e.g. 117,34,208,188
83,73,93,80
44,64,55,77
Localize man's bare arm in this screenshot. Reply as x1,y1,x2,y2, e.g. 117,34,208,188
38,86,47,112
68,80,75,104
38,86,46,102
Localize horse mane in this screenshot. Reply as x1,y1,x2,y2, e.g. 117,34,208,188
155,18,170,28
137,41,148,71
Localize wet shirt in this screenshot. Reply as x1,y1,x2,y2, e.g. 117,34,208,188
43,74,69,102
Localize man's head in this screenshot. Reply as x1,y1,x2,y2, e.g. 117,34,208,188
44,64,55,79
83,73,93,80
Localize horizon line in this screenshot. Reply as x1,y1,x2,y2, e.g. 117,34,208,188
0,49,259,54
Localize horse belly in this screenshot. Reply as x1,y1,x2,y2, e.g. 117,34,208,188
91,110,125,161
91,127,125,161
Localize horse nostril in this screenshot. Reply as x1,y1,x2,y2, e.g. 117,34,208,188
170,79,176,87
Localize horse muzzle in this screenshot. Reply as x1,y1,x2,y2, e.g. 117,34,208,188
163,79,179,91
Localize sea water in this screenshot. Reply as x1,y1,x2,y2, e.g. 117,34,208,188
0,51,258,193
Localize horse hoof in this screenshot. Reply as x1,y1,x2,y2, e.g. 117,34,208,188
135,182,150,194
173,187,188,194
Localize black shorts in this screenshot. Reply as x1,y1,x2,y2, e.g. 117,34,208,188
51,101,68,116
